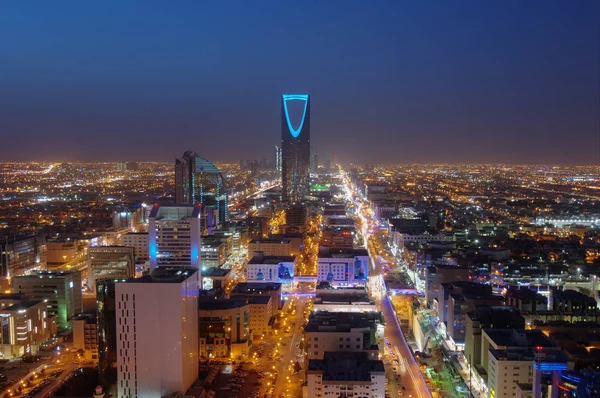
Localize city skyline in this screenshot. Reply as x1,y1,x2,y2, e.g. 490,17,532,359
1,1,599,165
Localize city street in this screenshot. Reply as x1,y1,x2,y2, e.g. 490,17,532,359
343,173,432,398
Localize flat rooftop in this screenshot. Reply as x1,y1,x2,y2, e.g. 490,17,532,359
248,255,295,264
308,352,384,381
232,282,282,293
202,267,231,278
199,297,247,311
122,267,197,283
249,239,291,244
2,300,43,312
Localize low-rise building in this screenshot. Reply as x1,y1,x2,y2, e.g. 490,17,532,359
247,239,292,259
198,297,250,359
304,311,384,360
307,352,385,398
321,226,355,250
246,253,294,283
11,270,82,330
0,300,50,358
72,312,98,362
317,249,369,286
230,282,282,317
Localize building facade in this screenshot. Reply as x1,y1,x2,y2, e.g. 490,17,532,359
281,94,310,203
0,234,47,278
307,352,385,398
317,250,369,286
175,151,229,232
0,300,50,358
11,270,82,330
115,268,199,398
87,246,135,291
72,312,98,362
148,204,202,272
121,233,149,263
246,254,294,283
198,297,251,359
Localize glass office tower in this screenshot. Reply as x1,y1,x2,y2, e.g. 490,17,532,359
175,151,228,233
281,94,310,203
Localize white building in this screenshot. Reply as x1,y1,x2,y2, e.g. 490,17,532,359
87,246,135,291
317,249,369,286
307,352,385,398
488,349,535,398
116,268,199,398
121,233,149,262
148,204,202,272
246,253,294,283
304,311,383,360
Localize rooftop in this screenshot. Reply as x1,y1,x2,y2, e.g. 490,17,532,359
483,328,556,348
232,282,282,294
202,267,231,278
305,311,383,332
248,254,295,264
1,300,43,312
122,267,198,283
249,239,291,244
198,297,248,311
308,352,384,381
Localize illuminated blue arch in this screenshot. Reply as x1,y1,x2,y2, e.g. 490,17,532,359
282,94,309,138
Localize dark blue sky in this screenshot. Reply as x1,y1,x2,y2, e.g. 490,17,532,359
1,1,598,164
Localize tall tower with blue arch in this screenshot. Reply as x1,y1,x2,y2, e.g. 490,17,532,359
281,94,310,203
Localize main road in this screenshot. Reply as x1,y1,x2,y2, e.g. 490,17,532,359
343,174,431,398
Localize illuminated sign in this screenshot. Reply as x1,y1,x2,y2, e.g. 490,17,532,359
282,94,309,138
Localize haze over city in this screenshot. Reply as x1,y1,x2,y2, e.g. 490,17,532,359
1,1,599,164
1,2,600,398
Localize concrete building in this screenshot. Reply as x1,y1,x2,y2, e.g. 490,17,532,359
121,233,149,263
307,352,385,398
425,264,470,308
246,253,294,283
464,306,525,369
317,249,369,286
285,204,307,226
200,240,227,269
148,204,202,272
0,300,50,358
247,239,292,259
447,293,505,347
321,226,355,250
12,270,82,330
72,312,98,362
46,240,77,264
506,287,548,314
198,297,250,359
313,292,378,313
115,268,199,398
551,289,597,314
246,296,272,339
304,311,384,360
200,267,232,294
87,246,135,291
230,282,282,317
488,349,535,398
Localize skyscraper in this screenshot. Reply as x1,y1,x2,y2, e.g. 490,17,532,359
175,151,228,233
281,94,310,202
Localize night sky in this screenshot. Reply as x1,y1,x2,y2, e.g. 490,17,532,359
1,1,599,164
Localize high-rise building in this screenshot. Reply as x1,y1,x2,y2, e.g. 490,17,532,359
87,246,135,291
121,232,149,262
281,94,310,202
97,278,119,397
175,151,229,232
115,268,199,398
148,204,202,273
11,270,82,330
